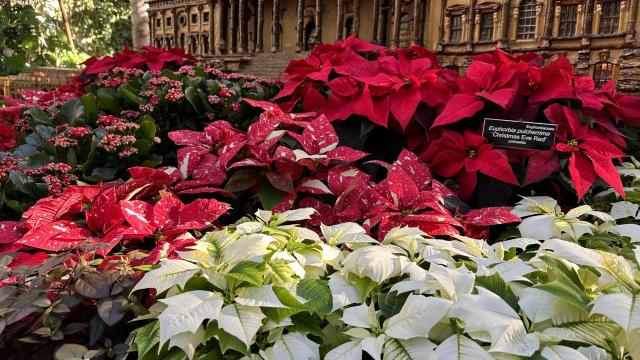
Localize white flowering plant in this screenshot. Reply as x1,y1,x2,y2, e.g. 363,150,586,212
127,208,640,360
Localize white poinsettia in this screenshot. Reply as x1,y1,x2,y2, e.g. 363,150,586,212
129,208,640,360
513,197,614,241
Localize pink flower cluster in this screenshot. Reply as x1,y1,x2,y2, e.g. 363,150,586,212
95,115,142,154
140,95,160,112
177,65,197,77
166,88,185,102
49,125,92,148
98,134,137,152
96,68,145,88
0,157,19,179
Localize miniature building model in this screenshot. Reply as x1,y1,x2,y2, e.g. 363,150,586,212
147,0,640,93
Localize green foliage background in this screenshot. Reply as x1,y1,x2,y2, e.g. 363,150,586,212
1,0,132,75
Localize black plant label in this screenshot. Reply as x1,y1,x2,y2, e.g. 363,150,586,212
482,118,557,150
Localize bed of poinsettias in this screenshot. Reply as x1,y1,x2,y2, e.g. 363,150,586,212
1,37,640,359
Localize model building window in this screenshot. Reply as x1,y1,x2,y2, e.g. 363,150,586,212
450,15,463,42
191,14,198,23
517,0,537,39
479,12,494,41
203,12,210,22
599,0,620,34
593,61,614,88
156,18,161,28
559,4,578,37
166,17,172,27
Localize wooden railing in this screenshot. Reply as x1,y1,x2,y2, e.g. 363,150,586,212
0,67,80,99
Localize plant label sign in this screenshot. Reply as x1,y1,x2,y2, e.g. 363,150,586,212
482,118,557,150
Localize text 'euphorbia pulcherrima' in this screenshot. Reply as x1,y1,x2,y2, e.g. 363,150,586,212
422,130,519,200
545,103,625,199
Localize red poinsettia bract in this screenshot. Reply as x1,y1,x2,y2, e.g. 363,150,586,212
544,103,625,199
422,130,519,200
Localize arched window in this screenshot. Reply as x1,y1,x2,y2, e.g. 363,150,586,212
517,0,537,39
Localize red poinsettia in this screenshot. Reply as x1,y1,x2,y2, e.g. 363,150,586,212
544,103,625,199
457,207,521,239
432,50,522,128
378,55,451,130
364,166,460,238
5,171,229,257
422,130,519,200
82,46,194,75
120,192,228,239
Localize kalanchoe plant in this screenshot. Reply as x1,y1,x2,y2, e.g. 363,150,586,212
0,64,278,219
127,208,640,360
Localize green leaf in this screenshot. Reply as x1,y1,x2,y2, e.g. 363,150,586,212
348,273,378,302
81,95,98,124
80,136,98,175
89,314,105,346
135,139,153,153
85,166,117,182
133,321,160,360
28,107,50,125
297,278,332,317
289,312,325,338
96,88,121,114
138,116,157,140
378,291,410,320
319,325,352,358
227,261,263,286
75,272,111,298
66,148,77,168
475,273,520,313
205,323,250,356
257,179,286,210
185,86,210,114
119,86,147,105
534,267,590,312
262,286,308,322
60,98,84,125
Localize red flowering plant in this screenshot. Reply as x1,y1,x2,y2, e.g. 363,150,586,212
420,50,640,204
82,46,195,77
169,100,521,240
274,35,456,159
0,166,228,354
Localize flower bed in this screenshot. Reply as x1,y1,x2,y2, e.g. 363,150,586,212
0,41,640,359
